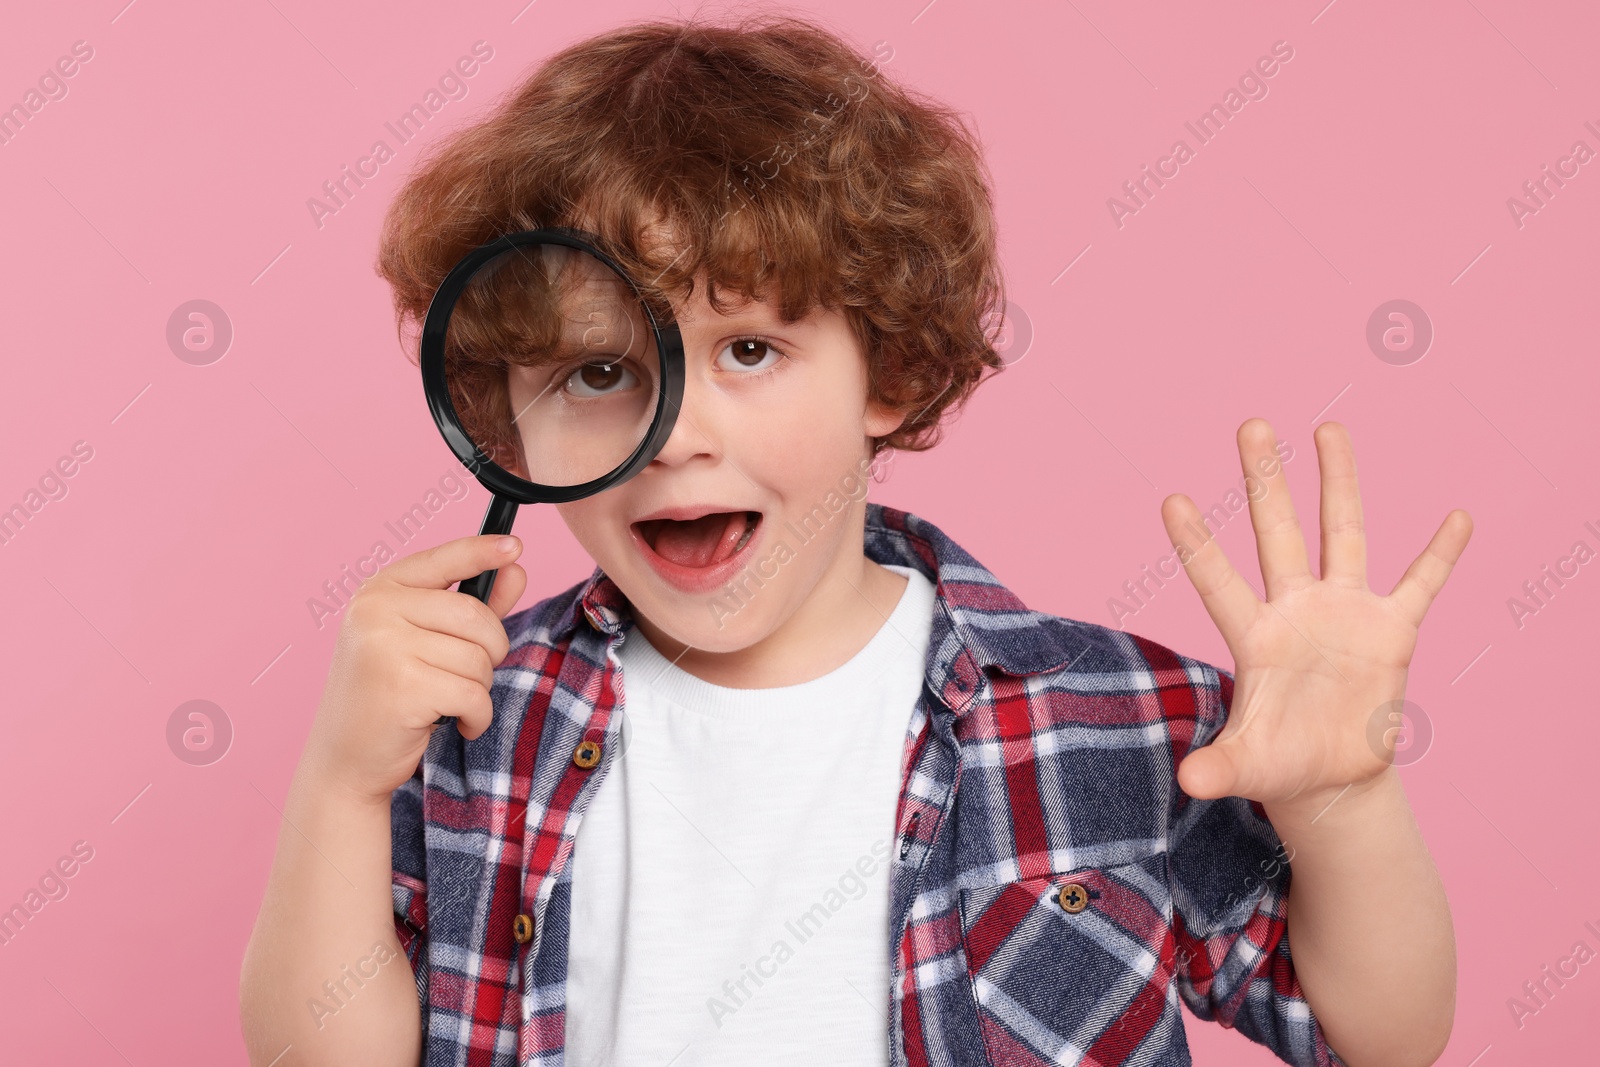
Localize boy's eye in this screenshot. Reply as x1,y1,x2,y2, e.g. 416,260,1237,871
717,337,784,373
563,359,639,398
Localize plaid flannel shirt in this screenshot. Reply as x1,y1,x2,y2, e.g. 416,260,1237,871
392,501,1345,1066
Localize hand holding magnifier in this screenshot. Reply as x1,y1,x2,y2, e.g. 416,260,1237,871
419,228,685,727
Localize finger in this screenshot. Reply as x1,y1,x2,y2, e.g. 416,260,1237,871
486,562,527,621
1314,421,1367,587
380,534,523,592
1161,492,1261,644
391,587,512,665
1177,739,1243,801
1179,672,1279,800
1237,418,1313,598
415,661,494,740
1387,509,1474,628
410,626,495,692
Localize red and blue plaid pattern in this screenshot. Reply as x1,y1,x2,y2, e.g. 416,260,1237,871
392,502,1345,1066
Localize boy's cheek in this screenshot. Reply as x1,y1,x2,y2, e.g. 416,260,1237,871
553,497,634,575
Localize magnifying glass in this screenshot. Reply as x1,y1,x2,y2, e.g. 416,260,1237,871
419,227,685,724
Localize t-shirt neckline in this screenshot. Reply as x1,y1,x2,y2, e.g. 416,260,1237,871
612,564,935,720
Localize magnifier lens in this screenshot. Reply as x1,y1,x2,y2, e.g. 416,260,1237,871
442,241,662,489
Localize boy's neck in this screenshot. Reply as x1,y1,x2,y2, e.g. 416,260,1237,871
627,518,911,690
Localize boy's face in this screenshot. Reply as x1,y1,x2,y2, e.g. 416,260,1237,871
534,262,905,654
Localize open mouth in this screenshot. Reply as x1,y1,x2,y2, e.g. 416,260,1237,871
631,510,762,571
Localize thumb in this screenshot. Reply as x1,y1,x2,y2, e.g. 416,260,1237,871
1177,740,1245,801
486,561,528,619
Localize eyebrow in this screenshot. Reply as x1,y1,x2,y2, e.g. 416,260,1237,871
685,302,820,332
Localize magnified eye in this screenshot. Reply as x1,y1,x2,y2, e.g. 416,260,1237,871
718,337,784,373
563,359,639,398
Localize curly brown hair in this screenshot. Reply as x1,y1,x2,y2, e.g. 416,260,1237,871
375,11,1007,464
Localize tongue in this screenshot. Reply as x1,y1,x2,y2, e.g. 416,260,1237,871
652,512,750,568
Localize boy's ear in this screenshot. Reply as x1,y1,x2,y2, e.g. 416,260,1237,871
863,396,909,440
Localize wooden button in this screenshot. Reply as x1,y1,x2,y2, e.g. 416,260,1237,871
572,739,602,769
1057,882,1090,913
513,913,534,944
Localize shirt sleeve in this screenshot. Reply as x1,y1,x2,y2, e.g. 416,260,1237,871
391,759,430,1010
1168,662,1346,1067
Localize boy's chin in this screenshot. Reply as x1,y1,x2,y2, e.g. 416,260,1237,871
623,582,789,656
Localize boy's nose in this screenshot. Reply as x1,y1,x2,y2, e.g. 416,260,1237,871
648,363,720,468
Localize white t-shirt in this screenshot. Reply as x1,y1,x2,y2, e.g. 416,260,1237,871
563,563,937,1066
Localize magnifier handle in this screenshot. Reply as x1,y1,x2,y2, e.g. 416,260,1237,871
434,494,521,727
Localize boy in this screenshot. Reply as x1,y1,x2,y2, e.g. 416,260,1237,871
240,14,1465,1067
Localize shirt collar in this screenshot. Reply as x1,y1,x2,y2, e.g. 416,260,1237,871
568,502,1081,713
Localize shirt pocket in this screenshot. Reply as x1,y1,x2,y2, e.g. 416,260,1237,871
956,853,1183,1066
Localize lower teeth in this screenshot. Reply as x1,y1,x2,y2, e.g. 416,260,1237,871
732,514,756,553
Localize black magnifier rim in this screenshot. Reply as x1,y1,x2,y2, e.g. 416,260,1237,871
419,226,685,505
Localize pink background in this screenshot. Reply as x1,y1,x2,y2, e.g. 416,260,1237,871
2,0,1596,1063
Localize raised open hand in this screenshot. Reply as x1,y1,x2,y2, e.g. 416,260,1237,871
1161,419,1472,811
